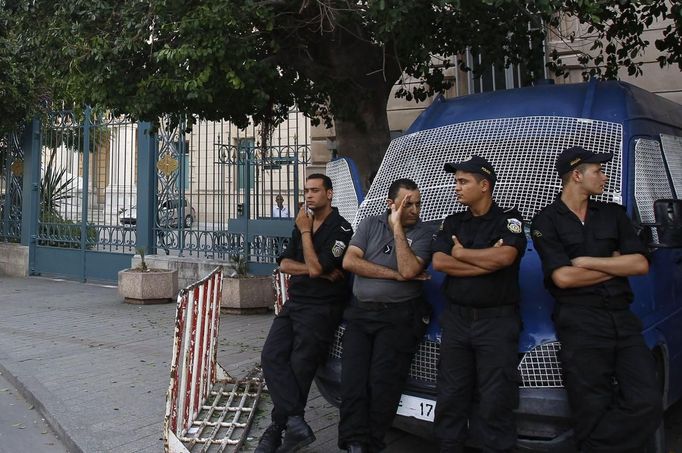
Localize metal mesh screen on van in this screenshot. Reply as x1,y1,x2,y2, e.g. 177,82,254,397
660,134,682,198
634,139,673,240
329,324,566,387
354,116,623,227
327,158,361,224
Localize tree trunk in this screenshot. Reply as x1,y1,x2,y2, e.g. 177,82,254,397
334,90,392,192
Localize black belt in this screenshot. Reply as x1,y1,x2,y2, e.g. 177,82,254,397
450,304,517,321
354,299,412,311
558,296,630,311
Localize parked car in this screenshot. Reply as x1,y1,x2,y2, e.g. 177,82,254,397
119,198,197,228
313,80,682,452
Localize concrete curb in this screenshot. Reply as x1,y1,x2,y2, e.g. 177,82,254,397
0,348,84,453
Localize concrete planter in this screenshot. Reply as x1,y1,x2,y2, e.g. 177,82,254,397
221,275,274,314
118,268,178,304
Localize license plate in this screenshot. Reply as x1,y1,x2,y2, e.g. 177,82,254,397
396,394,436,422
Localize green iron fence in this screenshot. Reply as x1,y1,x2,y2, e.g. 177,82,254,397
13,108,309,281
0,130,24,243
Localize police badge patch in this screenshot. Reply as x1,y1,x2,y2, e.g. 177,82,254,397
332,240,346,257
507,218,522,234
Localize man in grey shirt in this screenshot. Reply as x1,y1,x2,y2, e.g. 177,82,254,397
337,178,433,453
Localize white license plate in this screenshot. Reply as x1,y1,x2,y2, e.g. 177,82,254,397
396,394,436,422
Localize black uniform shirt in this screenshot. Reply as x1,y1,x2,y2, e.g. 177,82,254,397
432,202,527,307
277,207,353,304
531,197,648,305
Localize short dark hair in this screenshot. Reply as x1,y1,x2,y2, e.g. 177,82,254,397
388,178,419,200
471,172,495,191
561,162,590,186
307,173,333,190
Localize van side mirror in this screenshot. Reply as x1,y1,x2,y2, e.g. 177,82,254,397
642,199,682,248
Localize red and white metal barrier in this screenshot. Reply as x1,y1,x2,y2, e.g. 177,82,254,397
164,267,229,452
164,266,265,453
272,268,290,315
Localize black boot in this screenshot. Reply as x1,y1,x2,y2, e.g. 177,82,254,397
255,422,285,453
347,441,367,453
275,415,316,452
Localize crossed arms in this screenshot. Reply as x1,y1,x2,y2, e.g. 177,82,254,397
551,253,649,289
433,236,518,277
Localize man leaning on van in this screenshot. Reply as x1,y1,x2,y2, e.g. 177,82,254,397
531,146,662,452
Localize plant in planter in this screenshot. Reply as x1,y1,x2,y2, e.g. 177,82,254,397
221,253,275,314
118,247,178,304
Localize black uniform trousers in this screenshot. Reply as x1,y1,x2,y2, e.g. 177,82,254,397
555,303,662,453
261,298,343,426
338,300,424,452
434,304,521,453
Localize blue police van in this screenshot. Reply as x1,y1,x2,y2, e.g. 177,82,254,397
315,80,682,452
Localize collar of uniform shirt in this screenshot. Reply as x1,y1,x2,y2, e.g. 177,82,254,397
461,201,500,221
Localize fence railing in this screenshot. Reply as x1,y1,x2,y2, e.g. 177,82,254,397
0,131,24,243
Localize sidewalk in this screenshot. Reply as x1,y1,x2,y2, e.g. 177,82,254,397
0,276,435,453
0,276,271,452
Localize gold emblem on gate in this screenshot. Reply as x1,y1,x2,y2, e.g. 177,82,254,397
10,160,23,177
157,154,179,176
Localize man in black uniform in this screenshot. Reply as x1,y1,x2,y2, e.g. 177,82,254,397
338,179,433,453
256,174,353,453
432,156,526,453
531,146,661,452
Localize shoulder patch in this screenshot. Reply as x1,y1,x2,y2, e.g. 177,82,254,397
507,218,523,234
332,240,347,258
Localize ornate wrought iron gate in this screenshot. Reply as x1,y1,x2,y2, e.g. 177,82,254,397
21,108,307,282
0,130,24,243
153,112,309,275
29,109,139,281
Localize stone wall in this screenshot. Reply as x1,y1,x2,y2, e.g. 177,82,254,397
0,243,29,277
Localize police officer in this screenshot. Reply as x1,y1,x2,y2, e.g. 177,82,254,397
432,156,526,453
531,146,662,452
256,174,353,453
338,178,433,453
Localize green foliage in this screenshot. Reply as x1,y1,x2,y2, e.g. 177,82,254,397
39,211,97,249
38,146,97,249
135,247,148,271
1,0,680,178
40,151,75,214
229,254,249,278
0,1,47,136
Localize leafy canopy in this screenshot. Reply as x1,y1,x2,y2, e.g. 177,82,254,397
2,0,681,138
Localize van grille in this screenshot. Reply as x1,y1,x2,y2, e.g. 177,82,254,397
518,341,564,388
353,116,623,228
329,327,565,388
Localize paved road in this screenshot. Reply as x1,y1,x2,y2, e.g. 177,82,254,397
0,276,681,453
0,372,67,453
